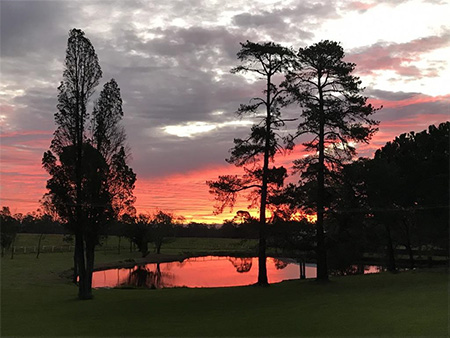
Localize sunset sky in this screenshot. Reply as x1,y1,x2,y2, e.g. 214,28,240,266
1,0,449,223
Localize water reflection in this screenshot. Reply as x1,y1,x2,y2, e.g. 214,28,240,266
331,264,384,276
92,256,380,289
228,257,253,273
124,264,176,289
273,258,288,270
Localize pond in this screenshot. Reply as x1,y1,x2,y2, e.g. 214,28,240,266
92,256,382,289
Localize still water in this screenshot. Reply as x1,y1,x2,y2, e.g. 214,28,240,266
92,256,381,289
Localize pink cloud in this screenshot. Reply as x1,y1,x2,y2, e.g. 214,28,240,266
368,93,450,109
345,1,377,12
0,130,52,138
0,104,15,115
347,32,450,77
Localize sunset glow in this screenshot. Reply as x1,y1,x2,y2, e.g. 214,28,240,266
1,0,449,223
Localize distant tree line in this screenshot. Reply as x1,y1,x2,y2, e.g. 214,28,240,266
268,121,449,273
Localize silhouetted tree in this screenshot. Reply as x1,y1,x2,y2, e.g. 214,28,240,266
92,79,136,222
125,214,151,257
1,207,18,258
267,219,315,271
363,156,399,271
285,40,379,281
364,122,449,269
150,210,180,254
44,28,102,299
32,212,58,259
325,159,381,273
44,143,113,283
232,210,252,224
208,41,295,286
43,29,135,299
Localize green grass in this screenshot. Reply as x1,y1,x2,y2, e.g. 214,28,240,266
1,241,448,337
10,234,257,256
13,233,68,247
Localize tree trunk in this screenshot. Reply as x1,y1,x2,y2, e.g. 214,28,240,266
255,73,273,287
85,240,95,299
402,218,415,269
299,259,306,280
258,186,268,286
36,233,44,259
385,223,397,272
75,231,90,299
74,71,91,299
156,242,161,254
139,241,149,257
155,263,162,288
118,236,121,255
316,72,328,282
10,238,15,259
72,242,78,284
357,263,364,274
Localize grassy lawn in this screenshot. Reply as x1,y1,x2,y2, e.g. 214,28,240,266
1,239,448,337
10,234,258,256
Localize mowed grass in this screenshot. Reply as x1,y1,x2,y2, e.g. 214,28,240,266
1,239,448,337
11,234,258,255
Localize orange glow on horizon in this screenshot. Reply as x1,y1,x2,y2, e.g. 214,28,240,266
1,111,449,222
289,211,317,223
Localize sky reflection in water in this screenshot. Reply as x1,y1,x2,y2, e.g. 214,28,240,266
92,256,380,289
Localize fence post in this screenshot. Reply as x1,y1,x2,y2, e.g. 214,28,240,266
52,246,55,252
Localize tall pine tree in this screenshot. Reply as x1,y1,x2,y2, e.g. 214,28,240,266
286,40,379,281
208,41,295,286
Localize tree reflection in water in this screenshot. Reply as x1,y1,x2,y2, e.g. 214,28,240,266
330,265,384,276
92,256,384,289
123,263,174,288
228,257,253,273
273,258,288,270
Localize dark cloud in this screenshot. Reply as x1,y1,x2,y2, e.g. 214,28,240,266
232,2,338,28
0,1,75,58
233,11,285,28
231,1,338,42
366,89,420,101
